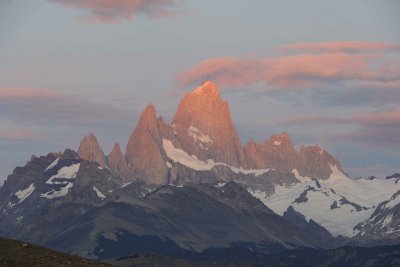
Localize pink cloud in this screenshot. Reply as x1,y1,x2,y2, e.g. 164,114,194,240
354,109,400,125
0,130,38,141
0,87,63,99
177,52,400,89
279,42,400,54
47,0,184,24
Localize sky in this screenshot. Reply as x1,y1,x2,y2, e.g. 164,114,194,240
1,0,399,182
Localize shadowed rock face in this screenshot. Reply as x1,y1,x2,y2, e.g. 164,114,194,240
172,81,246,168
125,104,168,184
106,143,130,180
77,133,106,167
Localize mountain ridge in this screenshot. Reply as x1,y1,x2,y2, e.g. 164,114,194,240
78,81,346,184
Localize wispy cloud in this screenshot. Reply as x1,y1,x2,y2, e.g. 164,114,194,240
0,86,133,127
283,108,400,147
0,130,38,141
47,0,185,24
176,42,400,90
279,41,400,54
0,87,62,98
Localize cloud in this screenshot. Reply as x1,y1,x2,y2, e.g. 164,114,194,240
0,87,62,98
176,42,400,90
345,164,398,179
0,86,133,127
279,42,400,54
47,0,184,24
283,109,400,147
0,130,38,140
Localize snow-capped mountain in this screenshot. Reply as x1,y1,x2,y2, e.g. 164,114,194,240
74,81,346,185
250,166,400,239
0,80,399,259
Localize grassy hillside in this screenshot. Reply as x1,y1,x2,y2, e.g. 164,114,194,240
0,237,112,267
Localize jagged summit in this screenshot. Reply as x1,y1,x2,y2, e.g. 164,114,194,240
72,81,345,183
172,81,246,167
125,104,167,184
107,143,129,180
77,133,106,167
192,80,221,98
244,132,297,172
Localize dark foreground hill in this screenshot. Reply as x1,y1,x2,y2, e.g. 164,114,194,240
108,245,400,267
0,237,112,267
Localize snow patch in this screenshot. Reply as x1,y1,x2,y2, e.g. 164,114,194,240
385,193,400,209
292,169,310,183
40,182,74,199
15,183,35,204
101,231,118,242
187,126,213,146
215,182,226,188
121,182,131,188
98,166,104,170
45,157,59,171
171,124,178,134
381,213,393,227
163,139,269,177
93,186,106,199
274,140,282,146
46,163,80,185
16,216,23,224
41,163,80,199
166,161,172,168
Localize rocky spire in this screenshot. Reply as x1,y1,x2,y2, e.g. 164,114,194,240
107,143,129,180
125,104,168,184
77,133,106,167
171,81,246,167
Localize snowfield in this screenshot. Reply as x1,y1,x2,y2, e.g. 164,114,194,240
250,165,400,237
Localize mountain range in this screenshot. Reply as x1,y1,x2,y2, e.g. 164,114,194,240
0,81,399,265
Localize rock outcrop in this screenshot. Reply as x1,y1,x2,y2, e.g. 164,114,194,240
296,145,345,180
244,133,297,172
77,133,106,167
107,143,130,180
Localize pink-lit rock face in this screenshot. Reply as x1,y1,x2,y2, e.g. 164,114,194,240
77,133,106,167
107,143,130,180
76,81,346,184
244,133,297,172
244,133,344,179
125,104,168,184
172,81,247,168
296,145,345,180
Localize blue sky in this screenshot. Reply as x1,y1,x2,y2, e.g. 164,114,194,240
1,0,400,182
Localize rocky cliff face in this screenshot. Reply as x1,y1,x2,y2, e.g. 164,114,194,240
74,81,345,184
106,143,130,180
125,104,168,184
171,81,246,168
244,133,297,172
77,133,106,167
244,134,344,180
296,145,345,180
